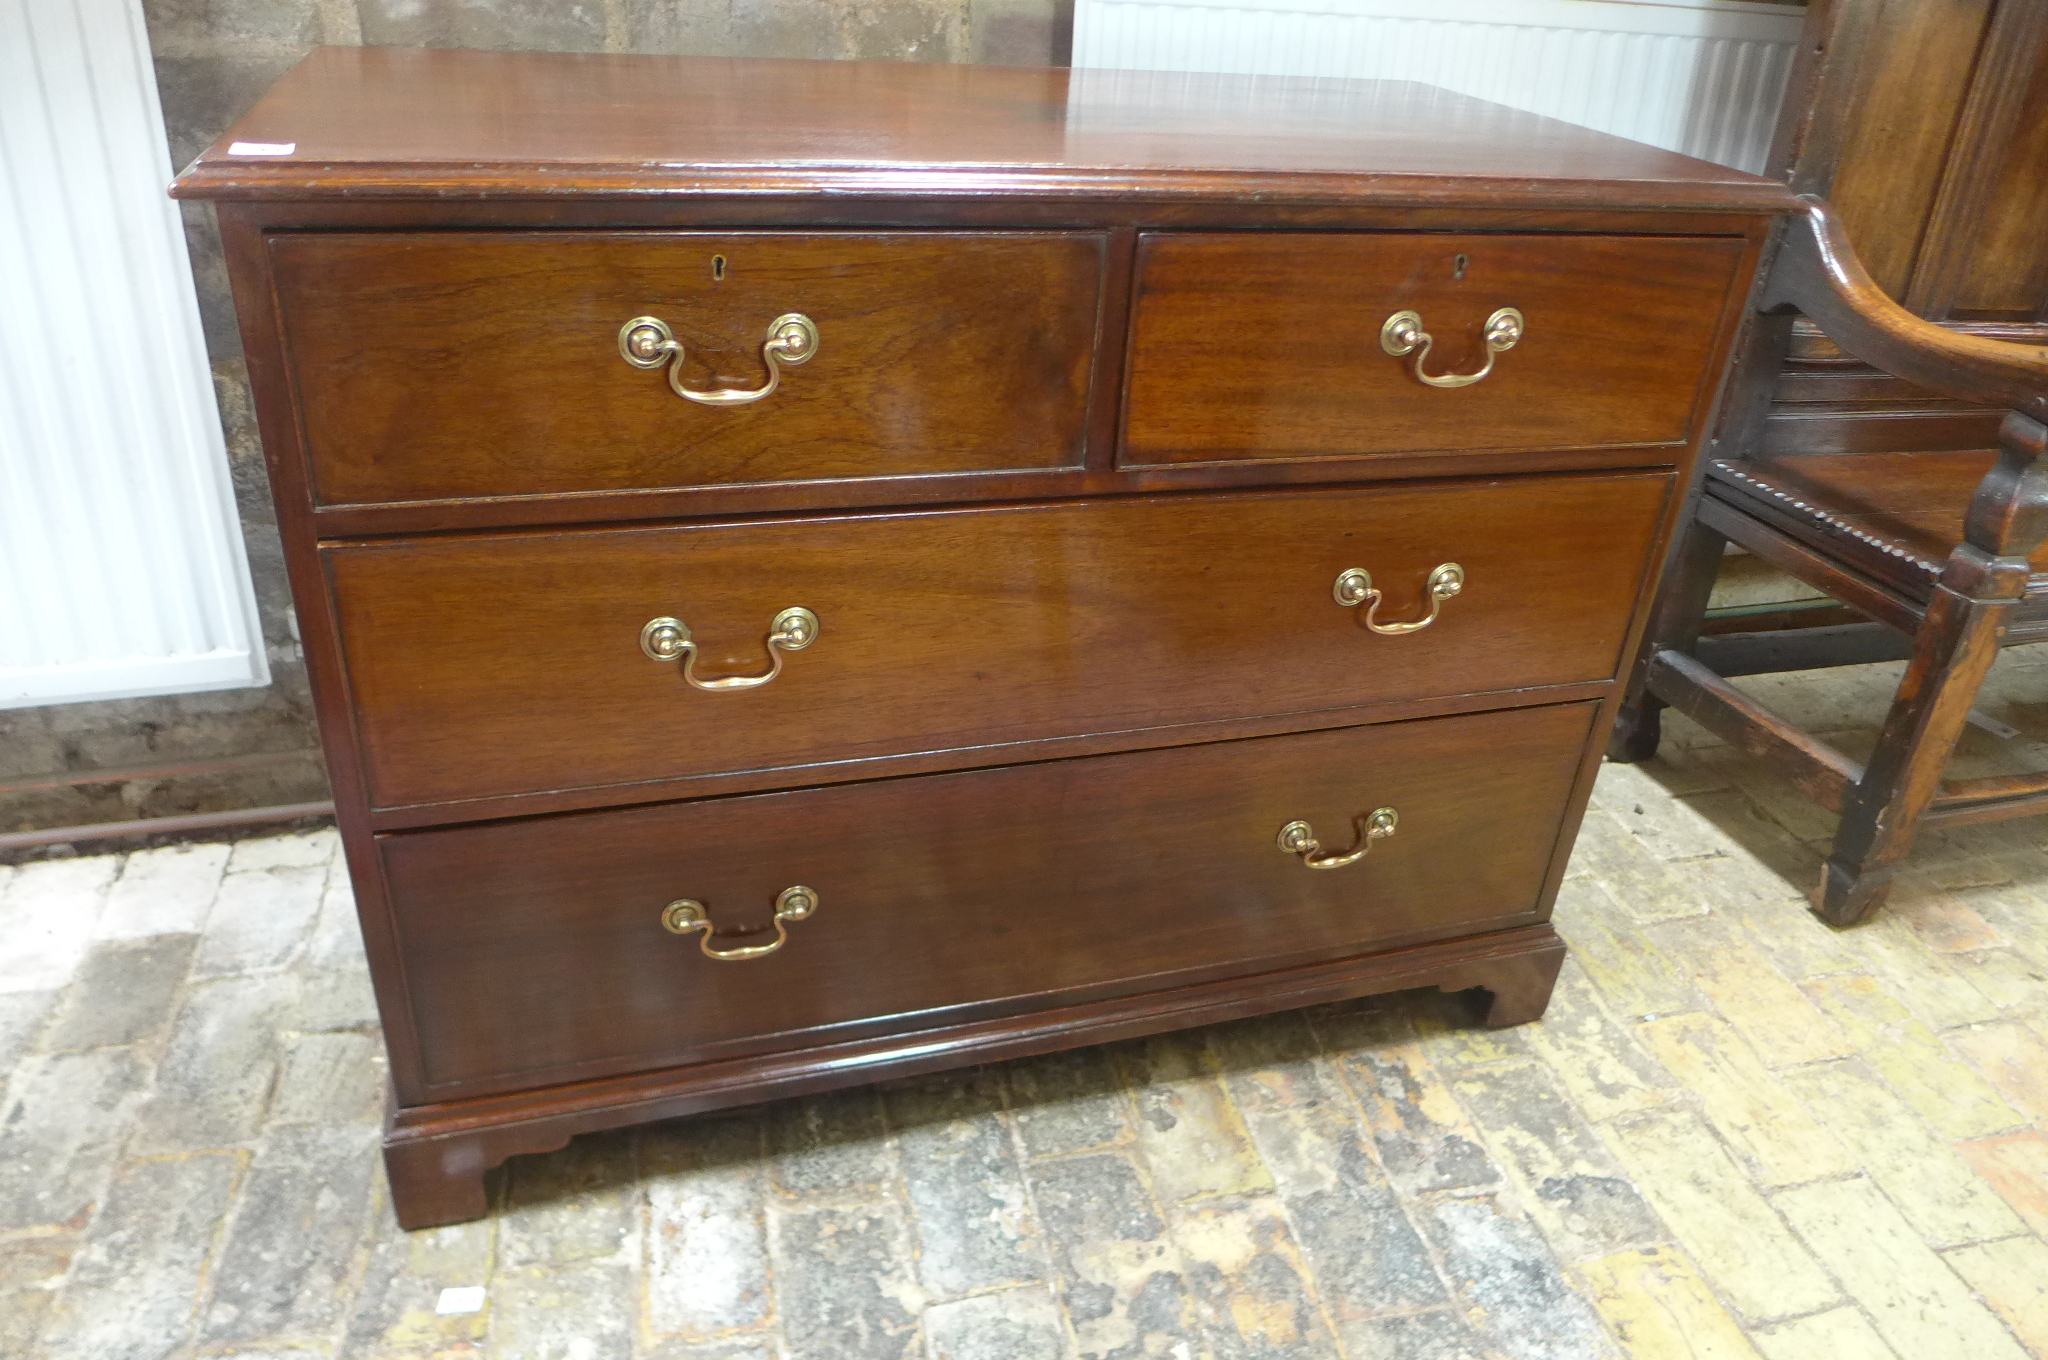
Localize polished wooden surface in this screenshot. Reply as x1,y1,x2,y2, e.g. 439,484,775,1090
173,48,1792,211
238,206,1749,543
273,231,1104,506
1759,401,2001,460
1125,233,1742,464
381,702,1593,1101
1904,0,2048,319
381,920,1569,1229
361,684,1619,833
1809,0,2002,300
172,48,1778,1228
1708,449,2048,592
1783,0,2048,321
326,475,1668,811
1766,201,2048,424
1944,31,2048,322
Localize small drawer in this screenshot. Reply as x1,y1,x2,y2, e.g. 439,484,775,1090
1122,232,1744,466
269,231,1105,507
324,474,1668,811
380,701,1595,1098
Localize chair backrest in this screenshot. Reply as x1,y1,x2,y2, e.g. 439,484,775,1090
1732,0,2048,467
1772,0,2048,324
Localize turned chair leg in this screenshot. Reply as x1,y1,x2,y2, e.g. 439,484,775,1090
1815,585,2009,925
1818,413,2048,925
1608,680,1666,764
1612,519,1728,763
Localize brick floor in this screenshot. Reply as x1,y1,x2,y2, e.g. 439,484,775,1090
3,655,2048,1358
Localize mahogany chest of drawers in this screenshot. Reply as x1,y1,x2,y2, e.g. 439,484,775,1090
174,47,1790,1229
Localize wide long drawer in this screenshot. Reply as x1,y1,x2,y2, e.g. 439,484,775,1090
381,701,1595,1099
270,231,1105,507
1123,232,1744,466
326,475,1668,810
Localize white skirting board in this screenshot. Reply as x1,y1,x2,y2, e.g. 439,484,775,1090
0,0,268,708
1072,0,1805,173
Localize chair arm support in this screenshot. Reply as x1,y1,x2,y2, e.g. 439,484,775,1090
1956,411,2048,582
1762,197,2048,424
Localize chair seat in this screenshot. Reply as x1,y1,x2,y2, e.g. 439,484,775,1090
1706,450,2048,606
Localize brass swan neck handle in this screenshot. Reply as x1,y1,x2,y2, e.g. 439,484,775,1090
662,886,818,960
1277,808,1399,869
1333,564,1464,635
619,312,818,406
1380,307,1523,388
640,607,817,691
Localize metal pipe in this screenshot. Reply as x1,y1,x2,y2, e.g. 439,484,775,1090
0,800,336,853
0,748,323,796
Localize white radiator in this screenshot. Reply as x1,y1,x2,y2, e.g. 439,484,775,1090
0,2,268,712
1072,0,1805,173
0,0,267,708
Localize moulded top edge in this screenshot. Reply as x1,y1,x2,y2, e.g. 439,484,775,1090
171,47,1797,215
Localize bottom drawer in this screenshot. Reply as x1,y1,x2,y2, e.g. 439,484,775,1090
380,701,1596,1099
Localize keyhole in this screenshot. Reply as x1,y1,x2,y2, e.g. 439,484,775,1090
712,255,727,281
1453,253,1469,280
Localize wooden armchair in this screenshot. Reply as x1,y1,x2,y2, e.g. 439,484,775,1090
1612,199,2048,924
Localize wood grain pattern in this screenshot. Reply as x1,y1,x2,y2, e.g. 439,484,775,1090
1821,0,1997,300
1765,0,1848,190
1123,233,1742,464
230,197,1770,240
1696,493,1922,637
172,49,1792,213
1646,648,1861,812
380,919,1568,1228
1774,0,2048,324
272,231,1103,506
1814,581,2011,923
1766,200,2048,423
1901,0,2048,319
1706,449,2048,591
324,475,1669,811
170,48,1783,1232
355,681,1617,833
1944,21,2048,321
1694,621,1916,678
379,702,1594,1101
1759,407,2003,458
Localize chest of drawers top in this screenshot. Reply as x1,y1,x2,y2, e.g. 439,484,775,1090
175,46,1790,211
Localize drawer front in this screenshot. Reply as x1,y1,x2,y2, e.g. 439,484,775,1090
270,231,1105,507
1123,233,1744,466
327,475,1667,810
382,702,1595,1097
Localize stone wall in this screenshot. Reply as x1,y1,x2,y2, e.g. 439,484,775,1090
0,0,1071,839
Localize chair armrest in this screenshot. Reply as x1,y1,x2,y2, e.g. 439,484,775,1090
1763,196,2048,423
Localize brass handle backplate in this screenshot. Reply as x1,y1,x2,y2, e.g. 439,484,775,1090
619,312,818,406
1380,307,1522,388
640,606,817,690
662,885,818,960
1278,808,1398,869
1334,564,1464,635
